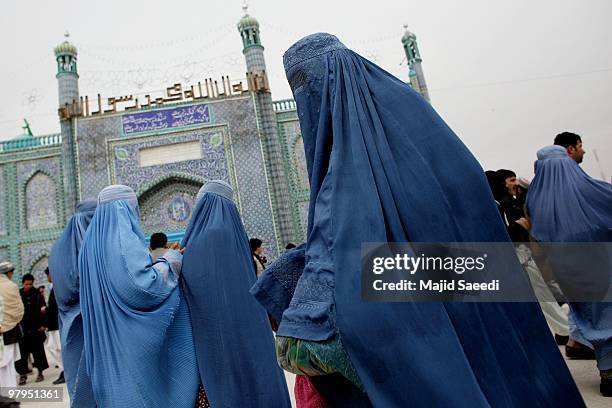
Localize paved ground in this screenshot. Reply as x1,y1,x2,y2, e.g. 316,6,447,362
562,347,608,408
14,368,295,407
10,367,67,407
13,348,609,407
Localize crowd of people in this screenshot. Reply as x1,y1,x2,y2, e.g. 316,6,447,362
485,131,611,396
0,265,66,393
0,32,610,407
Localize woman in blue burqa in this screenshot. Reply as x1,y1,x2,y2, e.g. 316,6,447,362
276,33,584,407
180,180,291,407
527,145,612,397
49,200,97,407
79,185,199,407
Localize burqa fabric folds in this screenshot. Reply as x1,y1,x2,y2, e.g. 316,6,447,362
49,200,97,407
526,145,612,243
527,145,612,370
250,243,306,322
79,185,198,407
181,180,290,408
280,33,583,407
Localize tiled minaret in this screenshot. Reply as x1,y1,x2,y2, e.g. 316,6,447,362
54,32,80,219
402,25,430,102
238,3,295,248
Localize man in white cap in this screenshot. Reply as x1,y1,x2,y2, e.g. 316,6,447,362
0,261,24,389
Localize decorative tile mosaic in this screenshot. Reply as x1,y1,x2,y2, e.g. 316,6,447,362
60,120,78,218
16,158,61,187
244,47,267,71
0,148,63,277
277,117,310,243
20,241,53,286
140,181,201,236
75,97,280,258
298,201,310,236
293,137,309,192
76,116,122,200
219,97,279,258
254,92,295,246
58,76,79,107
109,127,229,190
2,92,302,273
0,166,6,235
30,256,49,289
16,158,61,231
25,173,59,230
0,247,7,262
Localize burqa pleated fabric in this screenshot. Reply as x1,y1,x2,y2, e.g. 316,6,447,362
79,185,199,407
49,200,97,407
280,33,583,407
180,180,291,408
527,145,612,370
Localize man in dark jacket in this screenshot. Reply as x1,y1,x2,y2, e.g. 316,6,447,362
495,169,530,242
15,274,48,385
42,268,64,384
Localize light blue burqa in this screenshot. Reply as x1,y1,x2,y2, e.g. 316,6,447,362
49,200,97,407
181,180,291,407
79,185,199,407
527,145,612,370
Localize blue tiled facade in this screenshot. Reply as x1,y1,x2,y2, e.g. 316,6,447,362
0,140,65,285
0,11,419,282
0,101,303,283
0,13,307,280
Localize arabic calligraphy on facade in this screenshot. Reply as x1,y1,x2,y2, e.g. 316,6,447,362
122,104,210,135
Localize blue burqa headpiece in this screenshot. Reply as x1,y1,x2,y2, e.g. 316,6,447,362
527,145,612,370
79,185,198,407
49,199,97,407
281,33,582,406
180,180,291,408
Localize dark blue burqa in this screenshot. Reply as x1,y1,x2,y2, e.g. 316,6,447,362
180,181,290,407
280,33,583,407
527,145,612,370
49,200,97,407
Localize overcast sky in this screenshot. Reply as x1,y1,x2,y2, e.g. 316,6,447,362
1,0,611,180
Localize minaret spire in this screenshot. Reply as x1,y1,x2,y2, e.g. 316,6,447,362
238,1,262,51
401,24,430,102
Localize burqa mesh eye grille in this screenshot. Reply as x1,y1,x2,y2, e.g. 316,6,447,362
289,69,308,92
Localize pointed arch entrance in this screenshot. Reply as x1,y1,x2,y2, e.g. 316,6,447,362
138,174,205,240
